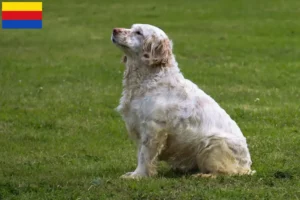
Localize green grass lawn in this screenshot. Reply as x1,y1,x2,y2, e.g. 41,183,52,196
1,0,300,199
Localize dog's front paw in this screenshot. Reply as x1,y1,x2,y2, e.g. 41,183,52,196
120,172,147,179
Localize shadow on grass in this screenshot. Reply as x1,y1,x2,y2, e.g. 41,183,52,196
160,168,199,179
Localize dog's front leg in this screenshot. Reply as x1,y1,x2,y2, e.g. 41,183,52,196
120,138,157,179
121,121,167,179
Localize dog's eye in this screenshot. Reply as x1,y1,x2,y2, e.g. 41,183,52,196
135,31,143,36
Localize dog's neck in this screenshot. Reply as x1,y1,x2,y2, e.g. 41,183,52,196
123,57,153,89
122,56,179,90
117,56,179,114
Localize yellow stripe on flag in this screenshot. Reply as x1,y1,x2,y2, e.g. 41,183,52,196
2,2,42,11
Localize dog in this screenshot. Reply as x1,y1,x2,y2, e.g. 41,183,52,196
111,24,254,179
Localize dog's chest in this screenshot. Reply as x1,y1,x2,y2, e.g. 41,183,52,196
117,94,148,139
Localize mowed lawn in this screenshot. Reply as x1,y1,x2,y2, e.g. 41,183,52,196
1,0,300,199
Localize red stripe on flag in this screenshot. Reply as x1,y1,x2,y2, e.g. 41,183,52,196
2,11,42,20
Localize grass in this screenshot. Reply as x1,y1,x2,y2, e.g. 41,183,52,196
1,0,300,199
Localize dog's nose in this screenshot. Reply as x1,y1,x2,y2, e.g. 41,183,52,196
113,28,121,35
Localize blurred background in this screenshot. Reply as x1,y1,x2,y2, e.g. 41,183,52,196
0,0,299,199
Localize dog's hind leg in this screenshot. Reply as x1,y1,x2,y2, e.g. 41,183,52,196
194,136,253,177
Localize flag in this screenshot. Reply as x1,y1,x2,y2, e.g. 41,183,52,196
2,2,43,29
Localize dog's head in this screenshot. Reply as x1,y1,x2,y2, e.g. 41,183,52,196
111,24,173,67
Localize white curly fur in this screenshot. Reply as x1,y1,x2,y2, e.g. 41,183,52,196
111,24,254,179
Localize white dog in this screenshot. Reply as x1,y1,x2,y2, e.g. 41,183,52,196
111,24,254,179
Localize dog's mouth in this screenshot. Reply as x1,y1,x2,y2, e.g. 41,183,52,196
111,36,128,48
111,37,118,44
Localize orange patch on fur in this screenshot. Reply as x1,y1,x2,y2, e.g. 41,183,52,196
142,36,172,67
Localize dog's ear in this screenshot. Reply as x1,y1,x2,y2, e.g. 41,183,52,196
142,36,172,67
121,55,127,64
